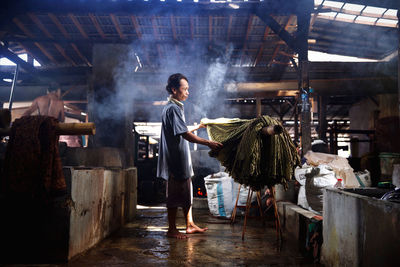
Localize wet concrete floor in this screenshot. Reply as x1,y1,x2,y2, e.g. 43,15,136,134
5,205,315,266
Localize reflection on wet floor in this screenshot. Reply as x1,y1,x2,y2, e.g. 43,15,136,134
63,205,312,267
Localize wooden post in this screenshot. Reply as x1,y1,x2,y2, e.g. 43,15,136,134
318,95,327,142
294,99,299,144
256,97,262,117
398,11,400,124
297,3,312,155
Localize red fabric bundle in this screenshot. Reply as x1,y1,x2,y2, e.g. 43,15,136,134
2,116,66,200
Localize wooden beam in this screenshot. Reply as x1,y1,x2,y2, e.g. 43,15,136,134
398,10,400,123
0,44,37,73
278,51,297,58
12,17,34,38
297,3,312,155
151,16,162,58
240,15,254,66
190,16,194,40
130,15,142,39
170,16,177,40
255,12,298,52
48,14,89,67
13,17,57,64
269,15,294,65
48,13,70,39
256,97,262,117
54,43,77,66
89,13,106,39
226,15,233,42
17,42,37,64
269,45,281,66
29,13,77,66
28,13,53,38
110,14,125,40
69,14,89,39
271,59,291,65
267,103,281,118
71,43,91,67
170,16,180,61
318,95,327,141
209,15,212,43
151,16,159,39
254,25,270,66
130,15,149,66
34,42,57,63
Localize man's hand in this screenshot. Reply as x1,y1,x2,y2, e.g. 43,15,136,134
207,140,223,151
198,123,206,129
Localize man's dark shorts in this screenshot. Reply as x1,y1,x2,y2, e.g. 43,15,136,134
166,175,193,209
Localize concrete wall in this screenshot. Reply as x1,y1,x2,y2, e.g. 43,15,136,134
322,188,400,267
65,167,137,259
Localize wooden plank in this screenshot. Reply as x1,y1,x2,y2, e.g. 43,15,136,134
48,13,71,39
69,14,89,39
110,14,125,39
89,14,106,39
71,43,91,67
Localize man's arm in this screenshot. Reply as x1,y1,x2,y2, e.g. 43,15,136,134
22,99,38,117
182,131,222,150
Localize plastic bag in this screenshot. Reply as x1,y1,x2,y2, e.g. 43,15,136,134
305,165,337,213
204,175,234,218
305,151,359,188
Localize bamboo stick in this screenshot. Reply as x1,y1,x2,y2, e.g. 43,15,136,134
56,122,95,135
0,122,95,136
261,125,283,136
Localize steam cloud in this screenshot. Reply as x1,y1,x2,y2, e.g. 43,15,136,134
93,40,247,124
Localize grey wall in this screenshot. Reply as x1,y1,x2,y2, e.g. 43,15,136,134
322,188,400,267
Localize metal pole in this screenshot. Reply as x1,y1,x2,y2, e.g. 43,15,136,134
8,64,19,110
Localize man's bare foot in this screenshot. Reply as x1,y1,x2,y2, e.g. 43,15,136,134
186,223,208,234
167,229,187,239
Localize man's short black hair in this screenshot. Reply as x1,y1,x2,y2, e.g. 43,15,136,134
166,73,188,94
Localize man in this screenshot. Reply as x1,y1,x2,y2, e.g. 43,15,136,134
22,88,65,122
157,73,223,239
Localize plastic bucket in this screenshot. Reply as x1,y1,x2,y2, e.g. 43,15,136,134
379,153,400,179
